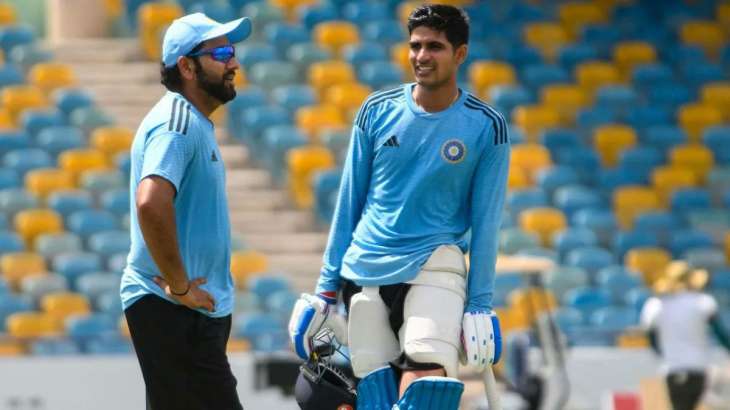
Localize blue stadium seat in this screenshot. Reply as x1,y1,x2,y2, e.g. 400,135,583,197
626,106,672,131
596,266,643,305
499,228,540,255
545,265,590,301
493,272,525,307
20,274,69,304
35,232,83,259
298,3,339,31
0,230,23,254
0,24,35,55
590,306,638,336
595,85,639,117
710,270,730,293
612,231,659,261
563,287,612,317
52,252,103,288
264,22,310,53
188,1,236,23
670,188,711,215
342,1,391,27
48,190,93,218
342,42,387,66
285,42,332,73
66,210,118,238
227,86,268,135
461,41,493,77
703,126,730,165
76,271,122,303
271,85,316,115
680,61,724,90
7,44,53,71
100,189,129,217
536,166,580,196
84,333,133,355
0,188,38,216
631,63,674,92
234,312,288,351
618,146,663,184
581,23,620,53
0,293,32,331
0,64,24,88
554,146,601,185
362,20,403,47
646,83,693,112
0,168,18,190
565,246,615,278
234,290,262,314
313,169,342,224
87,231,130,258
36,126,84,158
236,42,278,68
642,126,687,157
553,185,603,219
507,188,548,219
65,313,117,344
106,252,127,275
553,307,585,337
81,170,126,196
0,130,31,157
575,107,617,135
265,289,298,322
95,290,122,316
261,125,307,183
3,148,52,177
489,85,533,117
517,247,558,262
53,88,94,118
571,209,618,248
669,229,715,258
20,109,66,139
69,106,114,135
358,61,403,90
663,44,706,68
30,338,80,355
240,105,290,145
557,43,598,71
247,61,299,90
502,43,543,67
633,211,684,246
248,276,291,302
684,247,726,271
552,227,598,261
520,64,570,92
540,128,580,159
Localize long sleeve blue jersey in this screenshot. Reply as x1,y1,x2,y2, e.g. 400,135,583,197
316,84,510,312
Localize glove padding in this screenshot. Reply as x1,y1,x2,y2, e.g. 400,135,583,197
288,293,348,360
460,310,502,371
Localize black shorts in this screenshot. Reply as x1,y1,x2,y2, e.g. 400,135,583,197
124,294,243,410
341,280,444,374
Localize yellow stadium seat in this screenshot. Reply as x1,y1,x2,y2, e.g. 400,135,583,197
719,3,730,27
324,83,371,120
104,0,123,18
1,253,45,288
519,207,567,247
0,107,13,130
308,60,356,96
469,61,516,96
1,85,48,124
511,143,552,182
680,21,726,56
508,166,531,190
613,41,656,79
593,124,637,167
625,247,671,285
391,42,413,81
230,250,269,288
558,2,606,37
0,3,16,25
25,168,75,199
523,22,569,61
495,306,529,333
701,82,730,121
678,103,724,142
58,149,109,181
28,63,76,94
512,104,561,142
270,0,317,20
41,292,91,321
138,3,183,61
575,61,621,95
669,144,714,182
227,338,251,353
313,21,359,56
14,209,64,248
398,1,420,25
540,84,590,125
617,331,650,348
725,232,730,265
295,104,345,141
287,145,336,208
234,68,247,88
119,316,130,339
0,338,24,356
7,312,62,339
91,126,134,159
508,288,558,324
613,186,660,230
651,166,697,207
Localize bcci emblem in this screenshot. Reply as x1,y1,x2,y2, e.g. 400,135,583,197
441,139,466,163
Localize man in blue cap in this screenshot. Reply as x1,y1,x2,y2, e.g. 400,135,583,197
121,12,251,410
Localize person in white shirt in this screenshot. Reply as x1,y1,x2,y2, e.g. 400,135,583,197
641,261,730,410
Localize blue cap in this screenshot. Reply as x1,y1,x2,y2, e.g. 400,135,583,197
162,12,252,68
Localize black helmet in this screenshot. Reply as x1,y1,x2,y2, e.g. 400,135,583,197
295,330,357,410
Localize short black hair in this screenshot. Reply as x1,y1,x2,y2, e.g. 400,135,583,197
159,42,205,92
407,4,470,50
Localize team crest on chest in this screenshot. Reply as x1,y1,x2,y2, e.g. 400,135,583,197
441,139,466,163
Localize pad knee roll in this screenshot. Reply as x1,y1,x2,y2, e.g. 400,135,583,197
394,376,464,410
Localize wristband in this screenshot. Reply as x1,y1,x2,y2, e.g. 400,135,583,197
170,281,191,296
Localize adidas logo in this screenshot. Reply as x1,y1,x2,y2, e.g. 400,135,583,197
211,151,218,162
383,135,399,147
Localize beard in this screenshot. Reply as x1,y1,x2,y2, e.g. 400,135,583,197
195,64,236,104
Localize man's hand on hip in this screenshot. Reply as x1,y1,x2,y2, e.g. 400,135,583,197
153,276,216,312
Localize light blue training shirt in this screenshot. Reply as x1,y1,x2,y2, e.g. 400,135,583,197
121,91,234,318
316,84,510,312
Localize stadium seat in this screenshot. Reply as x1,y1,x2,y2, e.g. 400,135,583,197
593,125,637,167
287,145,336,208
3,148,52,177
247,61,299,90
678,103,723,142
247,275,291,303
234,290,262,314
651,166,697,207
618,146,662,184
670,188,711,216
230,250,268,288
308,60,356,96
7,312,62,339
20,273,69,304
390,42,411,80
52,88,94,118
572,208,618,248
298,3,338,32
589,306,638,338
499,227,540,255
508,288,557,324
363,20,404,47
342,42,388,67
14,209,63,248
642,125,687,156
512,105,561,142
612,231,660,262
324,83,371,118
507,188,548,219
566,246,615,278
540,129,581,160
263,22,310,52
613,186,660,229
508,166,530,190
271,85,317,116
96,290,123,317
596,266,643,305
28,63,76,94
469,61,517,96
137,3,183,61
1,252,46,288
20,108,66,139
66,209,117,238
41,292,90,321
489,85,533,116
233,312,288,351
313,21,359,56
236,42,278,69
519,207,567,247
295,105,344,141
553,146,602,185
99,189,128,217
680,21,725,57
52,253,103,287
36,126,85,158
90,127,133,160
558,2,606,38
286,42,332,75
29,338,80,356
313,169,341,223
47,190,93,218
562,287,611,317
701,82,730,121
523,22,569,61
684,247,726,271
558,43,599,72
358,61,403,91
520,64,571,93
510,144,552,182
553,227,598,261
34,232,82,259
239,105,290,144
669,229,715,258
58,149,109,182
65,313,117,344
0,3,16,25
24,168,75,199
612,41,656,79
266,289,299,322
79,170,126,195
0,24,35,56
553,185,603,219
536,166,580,196
575,61,621,95
261,125,308,183
631,63,674,93
0,188,38,216
68,106,114,135
625,106,672,132
595,85,639,117
703,126,730,165
540,84,589,125
545,265,590,301
87,231,130,258
624,247,671,285
1,85,47,124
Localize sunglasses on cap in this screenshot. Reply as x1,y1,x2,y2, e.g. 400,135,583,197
187,45,236,63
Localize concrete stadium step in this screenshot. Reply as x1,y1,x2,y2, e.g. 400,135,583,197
230,210,314,234
242,233,328,254
63,62,159,85
220,144,249,168
265,253,323,292
228,189,291,212
48,38,142,63
89,84,164,105
227,169,272,190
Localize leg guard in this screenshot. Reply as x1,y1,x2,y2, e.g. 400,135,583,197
394,377,464,410
348,287,400,377
355,366,398,410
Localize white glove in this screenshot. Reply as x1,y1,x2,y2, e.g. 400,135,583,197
288,293,348,360
460,310,502,371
